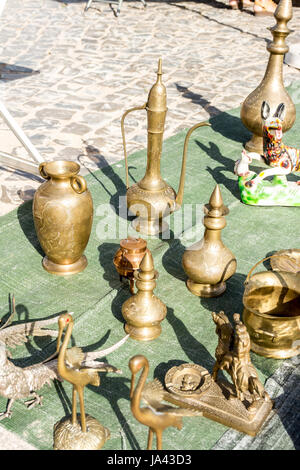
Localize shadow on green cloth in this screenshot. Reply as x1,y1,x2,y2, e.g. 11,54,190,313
17,200,44,257
195,140,241,200
161,238,187,282
164,307,215,372
175,84,250,145
98,242,132,324
78,151,132,221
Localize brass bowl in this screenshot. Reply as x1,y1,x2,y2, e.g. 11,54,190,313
243,252,300,358
243,307,300,359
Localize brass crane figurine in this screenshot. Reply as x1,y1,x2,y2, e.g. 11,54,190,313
53,312,126,450
129,355,202,450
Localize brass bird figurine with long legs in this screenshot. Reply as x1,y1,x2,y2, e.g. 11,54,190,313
129,355,202,450
54,312,126,450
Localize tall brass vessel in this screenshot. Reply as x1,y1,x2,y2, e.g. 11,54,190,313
121,58,209,235
33,160,93,275
182,185,236,297
240,0,296,154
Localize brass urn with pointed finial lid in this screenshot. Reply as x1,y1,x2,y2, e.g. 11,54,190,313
240,0,296,154
182,185,237,297
121,251,167,341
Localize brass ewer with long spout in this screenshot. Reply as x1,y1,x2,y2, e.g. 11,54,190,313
121,59,210,235
240,0,296,154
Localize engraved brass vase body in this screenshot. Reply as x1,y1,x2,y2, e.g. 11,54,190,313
182,185,237,297
33,160,93,275
243,253,300,359
121,59,209,235
240,0,296,154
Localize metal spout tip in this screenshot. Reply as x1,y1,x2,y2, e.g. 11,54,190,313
157,58,162,76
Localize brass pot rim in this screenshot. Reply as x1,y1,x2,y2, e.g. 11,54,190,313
243,306,300,321
120,238,147,253
42,160,80,178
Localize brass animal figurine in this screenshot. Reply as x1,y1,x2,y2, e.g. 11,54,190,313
211,311,269,403
0,300,128,423
235,101,300,189
54,313,125,449
129,355,201,450
0,299,60,420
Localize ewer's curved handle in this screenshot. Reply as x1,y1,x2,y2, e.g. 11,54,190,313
176,121,211,208
71,175,87,194
245,253,287,285
121,103,147,189
39,162,50,180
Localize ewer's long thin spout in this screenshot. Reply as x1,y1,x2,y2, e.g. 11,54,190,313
176,121,211,208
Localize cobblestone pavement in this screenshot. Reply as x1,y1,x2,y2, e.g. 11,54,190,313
0,0,299,215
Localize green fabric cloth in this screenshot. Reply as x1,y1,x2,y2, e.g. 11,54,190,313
0,97,299,450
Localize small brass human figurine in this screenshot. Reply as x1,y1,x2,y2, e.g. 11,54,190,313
212,311,269,404
53,313,126,450
122,251,166,341
129,355,202,450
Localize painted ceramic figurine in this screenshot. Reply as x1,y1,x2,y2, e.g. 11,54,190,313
235,101,300,206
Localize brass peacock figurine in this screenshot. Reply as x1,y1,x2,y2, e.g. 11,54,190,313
0,298,129,424
0,296,60,420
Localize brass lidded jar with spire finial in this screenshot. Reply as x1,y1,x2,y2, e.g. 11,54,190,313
240,0,296,155
121,251,167,341
182,185,237,297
